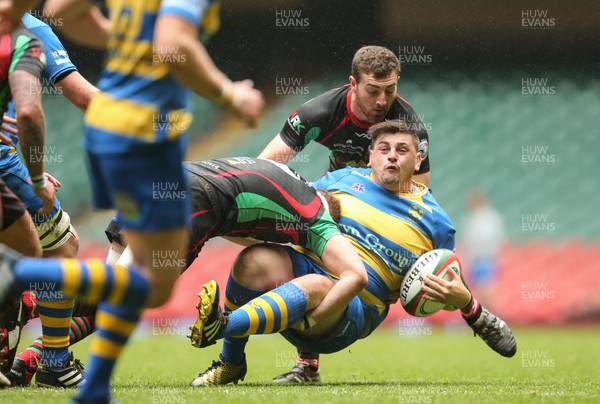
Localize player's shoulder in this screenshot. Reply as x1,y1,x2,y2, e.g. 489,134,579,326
314,166,368,189
10,25,37,39
423,191,454,229
297,85,349,117
392,93,419,115
22,13,49,29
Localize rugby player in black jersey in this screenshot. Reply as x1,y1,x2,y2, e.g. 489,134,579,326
259,45,431,186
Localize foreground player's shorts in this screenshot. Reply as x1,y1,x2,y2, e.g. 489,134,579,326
86,138,190,231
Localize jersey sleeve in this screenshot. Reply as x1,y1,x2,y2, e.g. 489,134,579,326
432,209,456,251
307,213,342,257
312,167,361,192
279,91,336,152
22,14,76,85
312,168,345,190
159,0,211,26
9,29,46,79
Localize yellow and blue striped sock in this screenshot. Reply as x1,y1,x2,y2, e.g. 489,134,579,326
223,282,307,338
36,298,74,370
14,259,149,307
77,302,143,401
221,274,264,364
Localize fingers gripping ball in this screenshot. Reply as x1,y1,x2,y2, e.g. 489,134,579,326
400,249,462,317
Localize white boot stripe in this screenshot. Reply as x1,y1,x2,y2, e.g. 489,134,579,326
57,370,79,382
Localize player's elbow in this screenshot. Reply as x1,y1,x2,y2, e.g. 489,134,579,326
16,103,44,129
357,270,369,290
152,37,179,63
348,265,369,292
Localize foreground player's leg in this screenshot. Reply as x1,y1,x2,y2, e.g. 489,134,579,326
0,250,149,310
0,244,151,398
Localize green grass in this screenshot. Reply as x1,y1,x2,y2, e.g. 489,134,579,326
3,326,599,403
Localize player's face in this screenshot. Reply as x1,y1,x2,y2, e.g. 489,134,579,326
350,71,398,124
368,132,421,192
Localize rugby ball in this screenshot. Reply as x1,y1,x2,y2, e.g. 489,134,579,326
400,249,462,317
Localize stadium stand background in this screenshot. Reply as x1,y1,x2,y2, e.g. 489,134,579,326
30,0,599,325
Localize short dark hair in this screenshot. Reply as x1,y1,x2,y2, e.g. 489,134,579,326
351,46,400,83
368,119,419,151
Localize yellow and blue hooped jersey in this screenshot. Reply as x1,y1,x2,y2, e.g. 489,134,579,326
83,0,220,153
312,167,455,316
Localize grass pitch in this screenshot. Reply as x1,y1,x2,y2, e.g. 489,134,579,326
2,325,599,403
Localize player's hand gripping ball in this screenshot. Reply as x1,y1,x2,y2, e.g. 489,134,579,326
400,249,461,317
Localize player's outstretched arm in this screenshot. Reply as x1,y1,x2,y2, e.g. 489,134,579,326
258,133,299,164
54,71,99,112
10,70,56,214
154,15,264,127
44,0,109,49
309,234,368,325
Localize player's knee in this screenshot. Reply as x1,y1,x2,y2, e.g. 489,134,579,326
232,244,294,290
145,276,177,308
43,230,80,258
21,239,43,258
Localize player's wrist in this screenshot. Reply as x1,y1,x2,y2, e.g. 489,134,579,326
30,174,47,189
215,80,234,106
460,293,473,311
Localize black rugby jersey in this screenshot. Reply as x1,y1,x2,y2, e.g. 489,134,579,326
279,84,430,173
183,157,340,266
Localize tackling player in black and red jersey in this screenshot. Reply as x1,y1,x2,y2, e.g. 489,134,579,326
260,45,430,186
106,157,365,272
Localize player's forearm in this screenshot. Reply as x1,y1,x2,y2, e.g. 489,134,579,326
55,71,99,112
18,111,46,178
154,16,228,103
258,134,298,163
45,0,109,49
10,71,46,178
309,272,367,325
313,235,368,324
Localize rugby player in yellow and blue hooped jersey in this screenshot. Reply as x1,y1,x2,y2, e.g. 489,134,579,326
310,162,455,327
188,120,516,386
0,0,263,401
